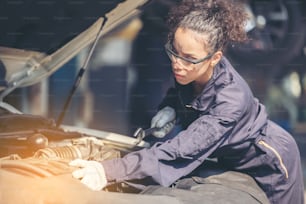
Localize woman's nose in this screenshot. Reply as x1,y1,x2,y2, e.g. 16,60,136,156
172,61,182,71
170,55,179,63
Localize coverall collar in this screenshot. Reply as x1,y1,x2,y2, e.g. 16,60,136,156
177,56,234,111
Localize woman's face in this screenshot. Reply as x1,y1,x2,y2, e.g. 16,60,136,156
168,27,218,85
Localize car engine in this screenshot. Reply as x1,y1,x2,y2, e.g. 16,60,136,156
0,113,142,195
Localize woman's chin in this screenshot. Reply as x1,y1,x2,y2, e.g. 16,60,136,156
175,78,189,85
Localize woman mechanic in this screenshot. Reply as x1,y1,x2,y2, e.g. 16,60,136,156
70,0,304,203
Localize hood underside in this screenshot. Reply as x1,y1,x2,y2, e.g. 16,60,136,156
0,0,124,53
0,0,150,100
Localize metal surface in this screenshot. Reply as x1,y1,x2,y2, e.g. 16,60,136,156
133,127,158,141
0,0,150,100
62,125,150,148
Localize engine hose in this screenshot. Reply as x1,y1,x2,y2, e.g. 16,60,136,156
0,160,53,177
34,146,83,160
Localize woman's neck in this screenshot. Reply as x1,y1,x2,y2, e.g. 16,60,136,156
192,82,205,96
193,64,214,96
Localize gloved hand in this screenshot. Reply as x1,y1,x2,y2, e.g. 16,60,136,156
150,106,176,138
69,159,107,191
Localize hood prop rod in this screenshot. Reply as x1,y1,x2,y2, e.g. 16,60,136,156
56,16,108,127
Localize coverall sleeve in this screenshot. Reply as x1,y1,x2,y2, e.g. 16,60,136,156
101,114,235,187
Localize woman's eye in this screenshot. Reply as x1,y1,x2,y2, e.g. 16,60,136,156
171,44,197,62
183,56,196,62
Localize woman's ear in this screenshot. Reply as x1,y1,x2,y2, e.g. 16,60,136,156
210,51,223,67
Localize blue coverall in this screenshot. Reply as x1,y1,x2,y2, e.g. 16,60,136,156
102,57,304,204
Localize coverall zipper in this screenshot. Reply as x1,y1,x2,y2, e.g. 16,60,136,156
258,140,289,179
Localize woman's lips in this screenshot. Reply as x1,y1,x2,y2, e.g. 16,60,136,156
174,73,184,79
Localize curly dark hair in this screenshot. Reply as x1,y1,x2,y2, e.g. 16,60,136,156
166,0,248,52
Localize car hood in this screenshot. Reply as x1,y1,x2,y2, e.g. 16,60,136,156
0,0,150,100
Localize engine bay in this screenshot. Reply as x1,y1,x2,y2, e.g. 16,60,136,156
0,113,146,195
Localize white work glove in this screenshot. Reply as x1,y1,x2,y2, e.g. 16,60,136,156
150,106,176,138
69,159,107,191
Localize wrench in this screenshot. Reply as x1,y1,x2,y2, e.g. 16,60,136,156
133,126,159,141
133,120,176,142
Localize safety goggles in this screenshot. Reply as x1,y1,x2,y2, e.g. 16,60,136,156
164,42,213,67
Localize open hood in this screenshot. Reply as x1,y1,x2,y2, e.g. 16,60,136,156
0,0,150,100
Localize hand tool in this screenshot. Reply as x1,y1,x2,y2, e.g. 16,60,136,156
133,120,176,144
133,126,159,141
